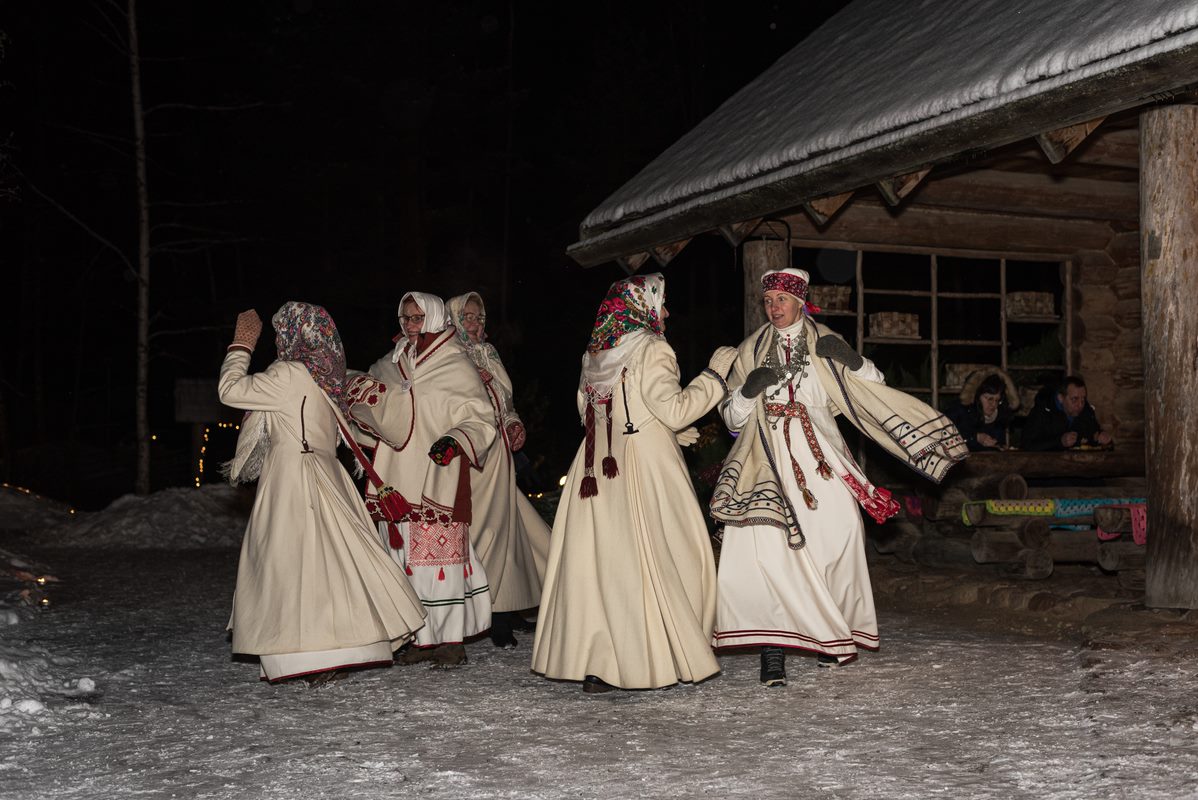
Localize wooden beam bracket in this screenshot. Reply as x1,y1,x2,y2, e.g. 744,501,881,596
650,237,692,267
803,190,855,226
1035,116,1107,164
717,218,762,248
876,167,932,207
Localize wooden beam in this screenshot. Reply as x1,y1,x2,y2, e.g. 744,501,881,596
741,238,788,335
802,191,854,226
650,238,691,267
1141,105,1198,609
615,252,651,275
908,168,1138,222
1035,116,1107,164
717,218,761,248
781,199,1114,255
876,167,931,206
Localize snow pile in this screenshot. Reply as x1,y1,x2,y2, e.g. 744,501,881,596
0,637,100,736
0,485,76,534
43,485,249,550
0,548,93,735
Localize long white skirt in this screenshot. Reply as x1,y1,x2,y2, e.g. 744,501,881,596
714,417,878,659
377,519,491,647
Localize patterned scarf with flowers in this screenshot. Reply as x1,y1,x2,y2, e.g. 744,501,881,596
271,301,349,416
577,273,666,498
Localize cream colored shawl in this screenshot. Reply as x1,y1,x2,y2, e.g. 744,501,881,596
711,319,968,545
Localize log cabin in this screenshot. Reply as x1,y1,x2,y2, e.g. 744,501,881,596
566,0,1198,608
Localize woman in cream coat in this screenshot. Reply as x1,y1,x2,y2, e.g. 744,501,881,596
219,302,426,683
446,292,550,647
531,273,736,693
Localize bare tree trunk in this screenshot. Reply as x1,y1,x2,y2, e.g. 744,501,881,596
128,0,151,495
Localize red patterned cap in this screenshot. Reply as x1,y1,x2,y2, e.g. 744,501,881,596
761,268,810,299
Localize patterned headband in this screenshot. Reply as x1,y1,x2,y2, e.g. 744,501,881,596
761,272,808,298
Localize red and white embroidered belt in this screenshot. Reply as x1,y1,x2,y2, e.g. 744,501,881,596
764,402,802,419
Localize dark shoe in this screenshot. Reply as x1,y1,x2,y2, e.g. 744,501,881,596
507,611,536,632
396,645,439,665
582,675,615,694
304,669,346,687
817,654,841,668
432,643,467,667
760,647,787,687
489,613,518,648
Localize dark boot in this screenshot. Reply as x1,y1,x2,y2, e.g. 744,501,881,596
489,612,518,648
582,675,615,694
760,647,787,687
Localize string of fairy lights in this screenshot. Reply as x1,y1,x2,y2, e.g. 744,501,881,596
194,422,239,487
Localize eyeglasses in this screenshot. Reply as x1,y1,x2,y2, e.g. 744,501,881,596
400,314,425,325
461,313,486,324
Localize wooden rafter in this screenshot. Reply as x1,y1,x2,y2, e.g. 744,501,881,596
717,218,762,248
876,167,931,206
615,251,651,275
1035,116,1106,164
802,191,854,226
650,238,692,267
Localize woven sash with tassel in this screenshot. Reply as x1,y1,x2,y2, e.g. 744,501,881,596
766,400,834,510
580,378,622,499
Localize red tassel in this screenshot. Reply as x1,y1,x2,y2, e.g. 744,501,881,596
387,522,404,550
379,486,413,520
463,564,469,578
437,567,445,581
405,564,413,576
468,562,473,576
579,475,598,498
601,455,619,479
816,461,833,480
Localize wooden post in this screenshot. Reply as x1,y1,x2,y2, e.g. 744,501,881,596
1140,105,1198,609
742,238,788,335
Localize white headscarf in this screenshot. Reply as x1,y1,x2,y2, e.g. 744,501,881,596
392,291,450,363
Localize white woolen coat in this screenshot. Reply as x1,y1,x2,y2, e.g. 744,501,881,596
218,350,426,658
531,336,725,689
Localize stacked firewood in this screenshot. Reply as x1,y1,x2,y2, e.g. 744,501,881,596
873,474,1146,585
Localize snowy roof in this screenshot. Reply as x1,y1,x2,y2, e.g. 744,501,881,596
569,0,1198,266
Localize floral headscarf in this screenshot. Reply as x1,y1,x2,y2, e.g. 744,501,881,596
586,273,665,353
446,291,498,373
271,301,348,415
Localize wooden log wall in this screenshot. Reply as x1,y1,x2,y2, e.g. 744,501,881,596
1073,236,1144,445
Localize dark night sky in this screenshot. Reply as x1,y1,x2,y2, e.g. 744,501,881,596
1,1,848,506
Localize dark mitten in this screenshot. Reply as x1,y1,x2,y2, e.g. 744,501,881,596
815,336,864,371
740,366,777,398
428,436,461,465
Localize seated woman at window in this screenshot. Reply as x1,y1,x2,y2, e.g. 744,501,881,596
947,371,1018,451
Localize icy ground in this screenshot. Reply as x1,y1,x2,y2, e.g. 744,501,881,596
3,492,1198,798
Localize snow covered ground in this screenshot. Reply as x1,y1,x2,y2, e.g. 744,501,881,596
2,487,1198,798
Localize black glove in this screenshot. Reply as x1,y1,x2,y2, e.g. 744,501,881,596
740,366,777,399
815,336,864,371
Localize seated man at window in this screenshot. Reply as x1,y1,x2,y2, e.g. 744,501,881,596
948,372,1015,451
1021,375,1113,451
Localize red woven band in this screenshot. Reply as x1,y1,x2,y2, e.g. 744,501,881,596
761,272,808,298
